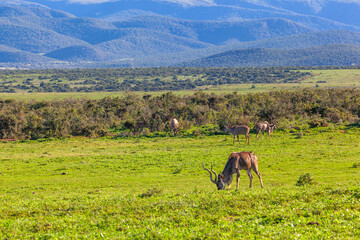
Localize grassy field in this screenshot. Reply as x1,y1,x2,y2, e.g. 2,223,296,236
0,67,359,238
0,128,359,238
0,69,359,101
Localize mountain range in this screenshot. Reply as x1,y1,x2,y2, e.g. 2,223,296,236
0,0,359,68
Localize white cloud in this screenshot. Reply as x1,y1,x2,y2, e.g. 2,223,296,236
323,0,360,2
280,0,360,4
278,0,360,12
67,0,215,5
48,0,360,5
156,0,215,6
66,0,116,3
58,0,216,5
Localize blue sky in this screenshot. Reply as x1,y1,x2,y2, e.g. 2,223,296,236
54,0,360,6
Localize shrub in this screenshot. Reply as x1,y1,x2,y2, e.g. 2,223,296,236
296,131,304,139
296,173,316,186
352,163,360,168
138,187,162,198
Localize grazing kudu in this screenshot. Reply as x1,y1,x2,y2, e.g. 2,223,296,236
170,118,179,135
202,152,264,190
254,121,276,140
224,125,250,145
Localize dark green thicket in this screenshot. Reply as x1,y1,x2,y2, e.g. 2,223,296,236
0,88,359,139
0,67,310,93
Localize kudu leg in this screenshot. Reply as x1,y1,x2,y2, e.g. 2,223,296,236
236,169,241,189
237,135,241,145
247,170,253,188
245,134,249,144
253,168,264,188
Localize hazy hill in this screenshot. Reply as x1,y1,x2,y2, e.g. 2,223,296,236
183,44,360,67
0,23,92,53
95,28,213,59
0,4,317,63
113,16,314,45
128,30,360,67
44,45,109,62
24,0,360,31
0,44,56,63
263,0,360,27
0,1,360,68
227,30,360,50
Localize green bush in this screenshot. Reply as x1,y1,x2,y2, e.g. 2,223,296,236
296,173,316,186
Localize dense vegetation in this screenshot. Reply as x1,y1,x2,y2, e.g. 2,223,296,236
0,67,312,93
0,88,359,140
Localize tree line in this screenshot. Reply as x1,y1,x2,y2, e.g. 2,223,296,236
0,88,359,140
0,67,311,93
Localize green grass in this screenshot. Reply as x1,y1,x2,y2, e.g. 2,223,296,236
0,128,359,238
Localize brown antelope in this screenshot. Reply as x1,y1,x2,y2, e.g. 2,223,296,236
202,151,264,190
170,118,179,135
254,121,276,140
224,125,250,145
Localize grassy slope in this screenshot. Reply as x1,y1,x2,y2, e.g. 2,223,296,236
0,128,359,238
0,69,359,101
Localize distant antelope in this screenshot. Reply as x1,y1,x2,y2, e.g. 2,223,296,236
202,151,264,190
254,121,276,140
170,118,179,135
224,125,250,145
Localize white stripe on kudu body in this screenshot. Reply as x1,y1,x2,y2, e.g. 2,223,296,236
224,125,250,145
202,151,264,190
254,121,276,140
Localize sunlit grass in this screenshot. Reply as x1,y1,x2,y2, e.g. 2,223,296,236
0,128,359,238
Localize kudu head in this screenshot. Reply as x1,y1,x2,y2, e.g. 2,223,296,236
223,125,231,133
269,124,277,132
202,163,226,190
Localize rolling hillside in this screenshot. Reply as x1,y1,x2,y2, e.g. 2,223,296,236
113,16,314,45
95,28,213,59
24,0,360,31
128,30,360,67
0,0,360,68
182,44,360,67
0,44,56,63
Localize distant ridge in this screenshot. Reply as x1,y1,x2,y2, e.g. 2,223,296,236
44,45,108,62
113,16,315,45
131,30,360,67
228,30,360,50
24,0,360,31
0,44,55,63
102,9,160,21
182,44,360,67
0,1,360,68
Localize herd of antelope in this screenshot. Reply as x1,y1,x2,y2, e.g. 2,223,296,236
207,121,275,190
170,118,276,191
224,121,276,145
